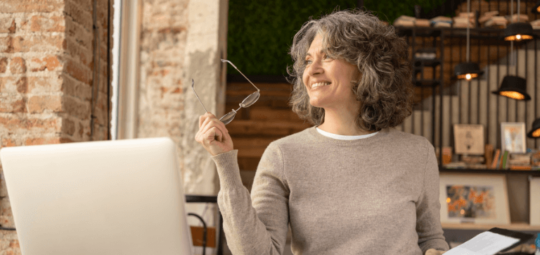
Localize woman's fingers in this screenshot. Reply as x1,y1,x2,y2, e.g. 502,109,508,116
200,114,228,139
202,127,223,145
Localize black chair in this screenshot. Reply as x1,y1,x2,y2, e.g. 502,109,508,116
185,195,224,255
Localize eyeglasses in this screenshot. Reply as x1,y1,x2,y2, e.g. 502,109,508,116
191,59,260,125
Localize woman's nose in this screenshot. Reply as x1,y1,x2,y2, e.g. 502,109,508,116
307,60,323,76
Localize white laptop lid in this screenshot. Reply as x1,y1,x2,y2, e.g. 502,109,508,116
0,137,193,255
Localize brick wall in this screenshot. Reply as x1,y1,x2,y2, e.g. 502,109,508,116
0,0,113,253
138,0,189,164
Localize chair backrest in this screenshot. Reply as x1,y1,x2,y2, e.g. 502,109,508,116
186,195,223,255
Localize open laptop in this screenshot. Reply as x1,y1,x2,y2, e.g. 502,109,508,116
0,137,193,255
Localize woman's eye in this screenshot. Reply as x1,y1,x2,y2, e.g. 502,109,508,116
323,54,332,60
304,59,312,65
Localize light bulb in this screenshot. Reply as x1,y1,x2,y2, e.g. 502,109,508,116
465,74,472,80
516,34,522,40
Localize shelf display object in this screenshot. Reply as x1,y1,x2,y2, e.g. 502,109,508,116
393,0,540,232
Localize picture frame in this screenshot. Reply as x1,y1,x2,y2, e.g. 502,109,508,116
439,173,510,225
500,122,526,154
530,177,540,226
453,124,485,155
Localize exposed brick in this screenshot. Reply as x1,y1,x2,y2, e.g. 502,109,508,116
26,14,65,32
78,122,83,137
0,98,25,113
66,41,92,68
27,117,62,131
0,18,16,33
8,240,19,249
0,36,13,53
62,118,76,136
27,75,63,94
63,96,90,120
0,214,14,229
0,0,64,13
0,58,7,73
9,57,26,74
1,138,16,147
65,59,91,85
0,115,61,131
64,0,93,33
29,55,62,72
0,76,27,93
1,35,65,53
15,76,27,93
24,137,65,146
27,95,62,113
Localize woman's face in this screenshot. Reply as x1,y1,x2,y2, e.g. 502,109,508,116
302,33,361,111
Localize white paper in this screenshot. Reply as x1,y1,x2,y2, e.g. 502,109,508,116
445,231,520,255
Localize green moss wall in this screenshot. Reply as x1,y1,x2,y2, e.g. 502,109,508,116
227,0,445,76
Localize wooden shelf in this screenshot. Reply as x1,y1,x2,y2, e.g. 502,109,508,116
442,222,540,231
439,168,540,175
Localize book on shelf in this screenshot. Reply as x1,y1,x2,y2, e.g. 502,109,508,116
501,151,510,169
414,19,431,27
507,14,529,23
531,19,540,30
485,16,508,28
490,149,501,169
509,165,532,171
478,11,499,24
485,144,494,167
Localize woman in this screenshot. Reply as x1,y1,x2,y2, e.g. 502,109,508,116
196,10,448,255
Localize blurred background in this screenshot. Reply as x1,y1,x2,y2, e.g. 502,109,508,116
1,0,540,254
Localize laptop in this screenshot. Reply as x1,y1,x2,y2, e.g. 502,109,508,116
0,137,193,255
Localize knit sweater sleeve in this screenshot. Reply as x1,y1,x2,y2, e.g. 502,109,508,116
416,140,449,253
212,142,289,255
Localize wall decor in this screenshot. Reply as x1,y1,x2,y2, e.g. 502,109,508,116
454,124,485,155
501,122,526,153
439,173,510,225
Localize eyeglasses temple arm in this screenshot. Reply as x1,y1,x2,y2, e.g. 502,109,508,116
191,79,209,113
221,59,260,92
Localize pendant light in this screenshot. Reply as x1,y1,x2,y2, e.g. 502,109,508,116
527,118,540,138
532,1,540,14
455,0,483,80
491,75,531,100
503,0,534,41
493,0,532,101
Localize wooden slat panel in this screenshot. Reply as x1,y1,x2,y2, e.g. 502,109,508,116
249,107,304,121
228,120,311,136
233,137,276,158
238,157,261,171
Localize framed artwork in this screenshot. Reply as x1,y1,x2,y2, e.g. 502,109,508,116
501,122,526,153
454,124,484,155
530,177,540,226
439,173,510,225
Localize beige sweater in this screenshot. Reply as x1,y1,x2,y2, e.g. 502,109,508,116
212,127,449,255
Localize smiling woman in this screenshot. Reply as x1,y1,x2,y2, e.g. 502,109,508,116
289,10,413,133
197,9,449,255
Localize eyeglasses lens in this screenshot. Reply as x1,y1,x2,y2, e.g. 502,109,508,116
240,92,260,108
219,111,237,125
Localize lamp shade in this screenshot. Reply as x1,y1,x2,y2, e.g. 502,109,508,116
455,62,483,80
491,75,531,100
532,1,540,14
527,118,540,138
503,23,534,41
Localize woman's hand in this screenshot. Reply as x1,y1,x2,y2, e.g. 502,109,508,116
195,112,234,156
425,248,446,255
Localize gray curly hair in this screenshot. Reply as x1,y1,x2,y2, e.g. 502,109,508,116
288,10,413,131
